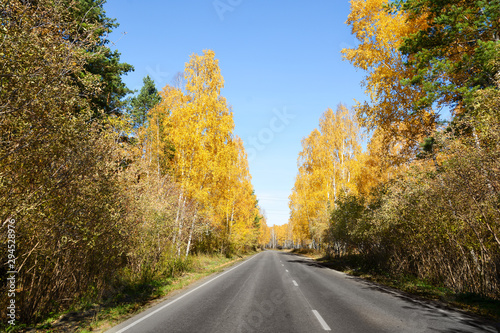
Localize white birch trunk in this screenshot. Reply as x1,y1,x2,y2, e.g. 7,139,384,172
185,210,197,258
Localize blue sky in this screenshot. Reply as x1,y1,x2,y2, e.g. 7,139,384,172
104,0,367,226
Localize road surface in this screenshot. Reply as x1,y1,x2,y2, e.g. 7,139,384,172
106,251,498,333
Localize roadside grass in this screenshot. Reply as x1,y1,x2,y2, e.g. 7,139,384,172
13,251,256,333
297,251,500,322
289,248,321,257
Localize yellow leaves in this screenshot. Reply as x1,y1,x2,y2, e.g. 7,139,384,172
342,0,434,165
351,128,393,199
257,215,271,246
184,50,225,99
147,50,260,250
344,0,420,58
289,104,361,245
157,52,234,200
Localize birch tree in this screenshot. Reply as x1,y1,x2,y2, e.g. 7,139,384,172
342,0,435,164
288,105,361,248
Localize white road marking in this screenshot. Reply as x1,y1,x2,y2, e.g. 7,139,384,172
282,264,284,266
109,253,261,333
286,269,289,273
292,280,298,286
312,310,331,331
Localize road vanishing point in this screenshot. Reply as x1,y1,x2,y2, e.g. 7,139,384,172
106,251,498,333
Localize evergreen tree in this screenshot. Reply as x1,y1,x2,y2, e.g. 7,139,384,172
130,75,161,128
393,0,500,110
69,0,134,116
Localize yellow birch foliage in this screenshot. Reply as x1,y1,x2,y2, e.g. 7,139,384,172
289,105,361,246
148,85,185,174
158,50,234,211
352,128,396,199
224,136,260,249
150,50,260,251
257,211,271,247
289,170,314,245
342,0,434,164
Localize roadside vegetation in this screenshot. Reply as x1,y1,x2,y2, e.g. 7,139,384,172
25,252,255,333
0,1,267,330
269,0,500,320
1,0,499,330
291,248,500,321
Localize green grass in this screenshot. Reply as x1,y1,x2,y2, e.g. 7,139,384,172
13,252,256,333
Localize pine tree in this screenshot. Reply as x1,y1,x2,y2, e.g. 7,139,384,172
130,75,161,129
394,0,500,111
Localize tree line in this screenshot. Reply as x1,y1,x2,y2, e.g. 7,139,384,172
0,0,266,324
281,0,500,299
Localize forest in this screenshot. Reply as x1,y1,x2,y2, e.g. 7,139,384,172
282,0,500,301
1,0,499,328
0,0,268,325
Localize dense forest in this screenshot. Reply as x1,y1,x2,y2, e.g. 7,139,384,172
0,0,267,324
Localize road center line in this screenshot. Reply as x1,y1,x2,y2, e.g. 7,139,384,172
292,280,298,286
312,310,331,331
109,253,260,333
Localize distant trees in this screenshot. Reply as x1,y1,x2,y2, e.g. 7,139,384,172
288,105,361,248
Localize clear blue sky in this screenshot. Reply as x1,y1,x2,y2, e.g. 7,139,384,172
104,0,367,226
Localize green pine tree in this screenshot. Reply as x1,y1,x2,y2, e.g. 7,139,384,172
69,0,134,117
392,0,500,111
130,75,161,128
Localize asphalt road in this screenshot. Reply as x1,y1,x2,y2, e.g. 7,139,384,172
106,251,498,333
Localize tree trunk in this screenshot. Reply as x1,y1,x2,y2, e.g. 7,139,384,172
174,194,186,257
185,210,197,258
